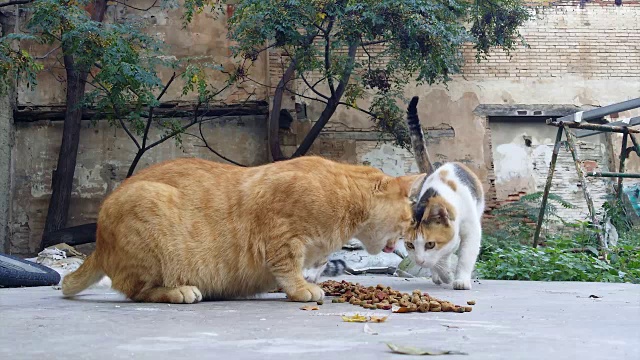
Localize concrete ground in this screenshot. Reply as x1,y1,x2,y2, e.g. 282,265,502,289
0,276,639,360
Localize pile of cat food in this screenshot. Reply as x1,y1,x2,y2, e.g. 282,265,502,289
320,280,473,313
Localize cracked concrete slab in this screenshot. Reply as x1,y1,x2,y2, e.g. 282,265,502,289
0,276,638,360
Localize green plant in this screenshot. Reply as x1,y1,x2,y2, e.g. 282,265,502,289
602,196,633,233
477,227,640,284
493,191,575,222
485,191,574,241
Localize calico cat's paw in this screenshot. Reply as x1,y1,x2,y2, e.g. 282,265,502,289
433,268,453,285
453,279,472,290
431,272,443,285
287,283,325,302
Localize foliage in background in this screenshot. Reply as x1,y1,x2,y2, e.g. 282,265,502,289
477,232,640,283
184,0,534,159
487,191,574,240
0,0,245,247
1,0,230,138
478,195,640,284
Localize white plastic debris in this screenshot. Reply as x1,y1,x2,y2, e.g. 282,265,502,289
573,111,584,123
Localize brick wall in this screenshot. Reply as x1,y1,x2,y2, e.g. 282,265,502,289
267,2,638,222
531,139,613,221
461,3,640,79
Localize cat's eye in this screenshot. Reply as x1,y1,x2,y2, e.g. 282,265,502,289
425,242,436,250
406,243,415,250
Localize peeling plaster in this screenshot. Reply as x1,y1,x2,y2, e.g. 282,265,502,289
360,144,418,177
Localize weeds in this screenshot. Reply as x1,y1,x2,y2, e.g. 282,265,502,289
477,194,640,284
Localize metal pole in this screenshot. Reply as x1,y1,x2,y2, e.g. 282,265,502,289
563,124,606,255
618,133,629,199
545,120,640,134
556,97,640,123
586,171,640,178
629,134,640,157
533,127,564,248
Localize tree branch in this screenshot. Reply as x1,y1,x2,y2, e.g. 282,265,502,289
140,71,176,151
197,122,248,167
87,71,141,149
324,17,336,98
299,72,330,100
268,31,321,161
360,39,392,46
292,42,358,158
36,45,62,60
113,0,159,12
281,83,387,125
155,72,176,102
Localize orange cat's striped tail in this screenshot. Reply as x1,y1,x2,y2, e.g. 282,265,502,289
62,253,104,297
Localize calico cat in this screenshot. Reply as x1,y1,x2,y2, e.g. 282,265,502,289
62,156,421,303
404,96,485,290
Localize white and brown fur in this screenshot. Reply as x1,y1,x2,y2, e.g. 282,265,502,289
404,96,485,290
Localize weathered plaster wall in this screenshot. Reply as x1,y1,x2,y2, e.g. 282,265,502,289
8,2,640,254
8,1,271,255
0,14,14,254
17,1,267,106
491,121,612,220
10,115,267,255
291,3,640,222
0,93,12,254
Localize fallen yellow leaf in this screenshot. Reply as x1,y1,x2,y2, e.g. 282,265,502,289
341,314,368,322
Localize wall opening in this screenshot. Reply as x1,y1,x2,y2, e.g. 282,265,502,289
487,115,613,222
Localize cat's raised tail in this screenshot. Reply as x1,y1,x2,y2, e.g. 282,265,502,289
61,252,104,296
406,96,435,175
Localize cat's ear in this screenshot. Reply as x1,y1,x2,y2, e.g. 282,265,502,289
374,178,393,193
428,203,451,225
396,175,425,197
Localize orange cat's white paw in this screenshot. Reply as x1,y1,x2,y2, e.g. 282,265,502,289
288,283,325,302
453,279,471,290
176,286,203,303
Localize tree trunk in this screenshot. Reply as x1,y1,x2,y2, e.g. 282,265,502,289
291,43,357,158
268,61,297,161
127,150,144,178
42,63,84,237
40,0,107,249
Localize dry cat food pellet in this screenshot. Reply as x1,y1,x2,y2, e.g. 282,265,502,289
320,280,471,314
317,300,324,305
467,300,476,305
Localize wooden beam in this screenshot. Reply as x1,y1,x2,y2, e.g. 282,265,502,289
14,101,269,122
42,223,97,248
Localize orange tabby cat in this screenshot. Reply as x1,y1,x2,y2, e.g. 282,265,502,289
62,156,423,303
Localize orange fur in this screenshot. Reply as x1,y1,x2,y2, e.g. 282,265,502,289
62,156,421,303
438,170,458,192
